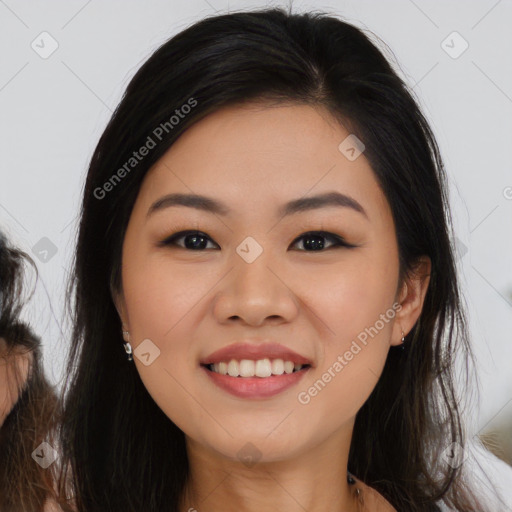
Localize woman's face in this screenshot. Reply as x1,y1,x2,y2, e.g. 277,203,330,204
115,102,426,463
0,337,31,426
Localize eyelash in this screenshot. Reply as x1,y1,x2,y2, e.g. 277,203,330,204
158,230,357,251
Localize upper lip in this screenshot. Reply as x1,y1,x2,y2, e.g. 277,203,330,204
200,341,313,366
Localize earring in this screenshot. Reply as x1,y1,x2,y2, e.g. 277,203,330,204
401,330,406,351
122,328,133,361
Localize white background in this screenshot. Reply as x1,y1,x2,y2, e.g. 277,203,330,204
1,0,511,492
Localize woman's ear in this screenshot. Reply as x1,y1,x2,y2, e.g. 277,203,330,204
391,256,431,346
110,280,128,329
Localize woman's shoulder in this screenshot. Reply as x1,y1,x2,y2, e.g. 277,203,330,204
349,475,446,511
350,474,397,511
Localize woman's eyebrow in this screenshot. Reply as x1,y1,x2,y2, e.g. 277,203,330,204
146,191,368,220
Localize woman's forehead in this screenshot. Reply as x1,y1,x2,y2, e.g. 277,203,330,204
135,103,390,224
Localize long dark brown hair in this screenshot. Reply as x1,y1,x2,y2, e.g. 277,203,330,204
59,7,499,511
0,233,60,511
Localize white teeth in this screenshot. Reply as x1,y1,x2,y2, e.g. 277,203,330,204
227,360,239,377
255,359,272,377
209,358,307,377
271,359,284,375
283,361,294,374
239,359,255,377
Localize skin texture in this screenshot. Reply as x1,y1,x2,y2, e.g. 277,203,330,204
0,337,31,426
114,102,431,512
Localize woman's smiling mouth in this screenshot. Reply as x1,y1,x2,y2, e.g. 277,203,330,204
201,361,311,399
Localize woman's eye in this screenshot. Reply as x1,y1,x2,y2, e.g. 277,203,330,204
290,231,355,251
159,230,219,250
159,230,355,252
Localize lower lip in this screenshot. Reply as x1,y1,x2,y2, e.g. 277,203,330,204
201,365,310,399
